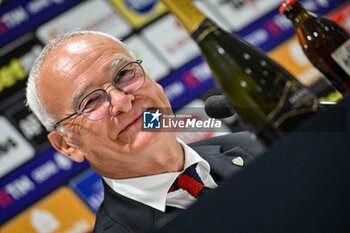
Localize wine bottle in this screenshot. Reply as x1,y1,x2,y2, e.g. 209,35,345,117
280,0,350,95
161,0,320,145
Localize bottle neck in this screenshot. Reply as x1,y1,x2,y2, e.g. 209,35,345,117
283,2,310,25
161,0,206,34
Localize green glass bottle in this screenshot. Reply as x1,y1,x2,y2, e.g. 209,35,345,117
161,0,319,145
280,0,350,95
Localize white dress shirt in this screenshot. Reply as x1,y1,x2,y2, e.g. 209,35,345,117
103,138,218,212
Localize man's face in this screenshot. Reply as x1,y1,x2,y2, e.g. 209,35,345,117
38,34,178,178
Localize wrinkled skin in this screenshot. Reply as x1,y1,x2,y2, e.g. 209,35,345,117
38,34,184,179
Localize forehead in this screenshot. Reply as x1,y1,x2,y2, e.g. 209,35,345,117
43,34,131,77
58,34,130,63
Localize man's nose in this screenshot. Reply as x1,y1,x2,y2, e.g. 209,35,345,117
107,86,135,116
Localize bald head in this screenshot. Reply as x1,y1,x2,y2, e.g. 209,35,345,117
26,31,133,131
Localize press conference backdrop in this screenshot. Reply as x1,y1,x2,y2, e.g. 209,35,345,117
0,0,349,231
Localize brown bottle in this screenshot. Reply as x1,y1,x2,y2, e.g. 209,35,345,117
280,0,350,95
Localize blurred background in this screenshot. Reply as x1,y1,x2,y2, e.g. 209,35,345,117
0,0,349,232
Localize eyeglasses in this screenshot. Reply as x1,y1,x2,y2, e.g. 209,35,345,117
53,60,145,130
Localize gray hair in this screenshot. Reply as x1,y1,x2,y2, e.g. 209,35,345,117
26,30,132,132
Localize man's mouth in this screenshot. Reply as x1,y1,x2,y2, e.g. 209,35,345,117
119,113,143,134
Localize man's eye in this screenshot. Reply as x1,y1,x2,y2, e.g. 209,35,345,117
82,96,99,112
119,69,129,77
116,69,133,81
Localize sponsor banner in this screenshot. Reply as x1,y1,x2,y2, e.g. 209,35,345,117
124,35,170,81
206,0,282,31
237,0,348,51
36,0,132,43
4,98,50,153
108,0,166,28
0,147,89,224
0,116,35,178
0,0,80,47
328,1,350,32
0,187,95,233
159,57,215,109
142,14,200,69
268,36,323,86
69,169,104,213
0,33,42,106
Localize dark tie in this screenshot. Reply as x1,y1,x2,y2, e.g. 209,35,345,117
168,163,213,198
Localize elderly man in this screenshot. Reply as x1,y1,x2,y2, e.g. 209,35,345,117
26,30,264,233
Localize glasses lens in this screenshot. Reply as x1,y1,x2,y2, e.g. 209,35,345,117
79,90,109,120
114,61,145,93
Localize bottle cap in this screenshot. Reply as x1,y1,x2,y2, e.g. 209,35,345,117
279,0,298,14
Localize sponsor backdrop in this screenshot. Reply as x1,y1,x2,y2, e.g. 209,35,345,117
0,0,348,231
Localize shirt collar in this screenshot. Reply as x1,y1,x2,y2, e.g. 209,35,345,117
103,138,210,211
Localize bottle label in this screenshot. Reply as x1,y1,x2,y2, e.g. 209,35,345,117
267,80,318,128
331,39,350,76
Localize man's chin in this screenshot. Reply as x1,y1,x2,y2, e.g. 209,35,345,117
118,130,162,149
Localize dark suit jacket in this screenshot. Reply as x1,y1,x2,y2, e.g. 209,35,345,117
93,132,265,233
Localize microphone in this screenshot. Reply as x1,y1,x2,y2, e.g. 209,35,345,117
204,95,235,118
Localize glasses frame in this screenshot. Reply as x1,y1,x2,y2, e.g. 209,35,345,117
53,59,145,130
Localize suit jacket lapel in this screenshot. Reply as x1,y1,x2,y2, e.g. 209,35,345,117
102,180,161,233
192,144,257,182
102,181,183,232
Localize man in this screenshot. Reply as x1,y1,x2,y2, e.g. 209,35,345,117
26,30,264,233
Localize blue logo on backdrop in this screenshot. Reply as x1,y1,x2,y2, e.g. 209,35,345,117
143,110,161,129
123,0,157,14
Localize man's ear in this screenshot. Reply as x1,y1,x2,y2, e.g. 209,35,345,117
48,131,85,163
